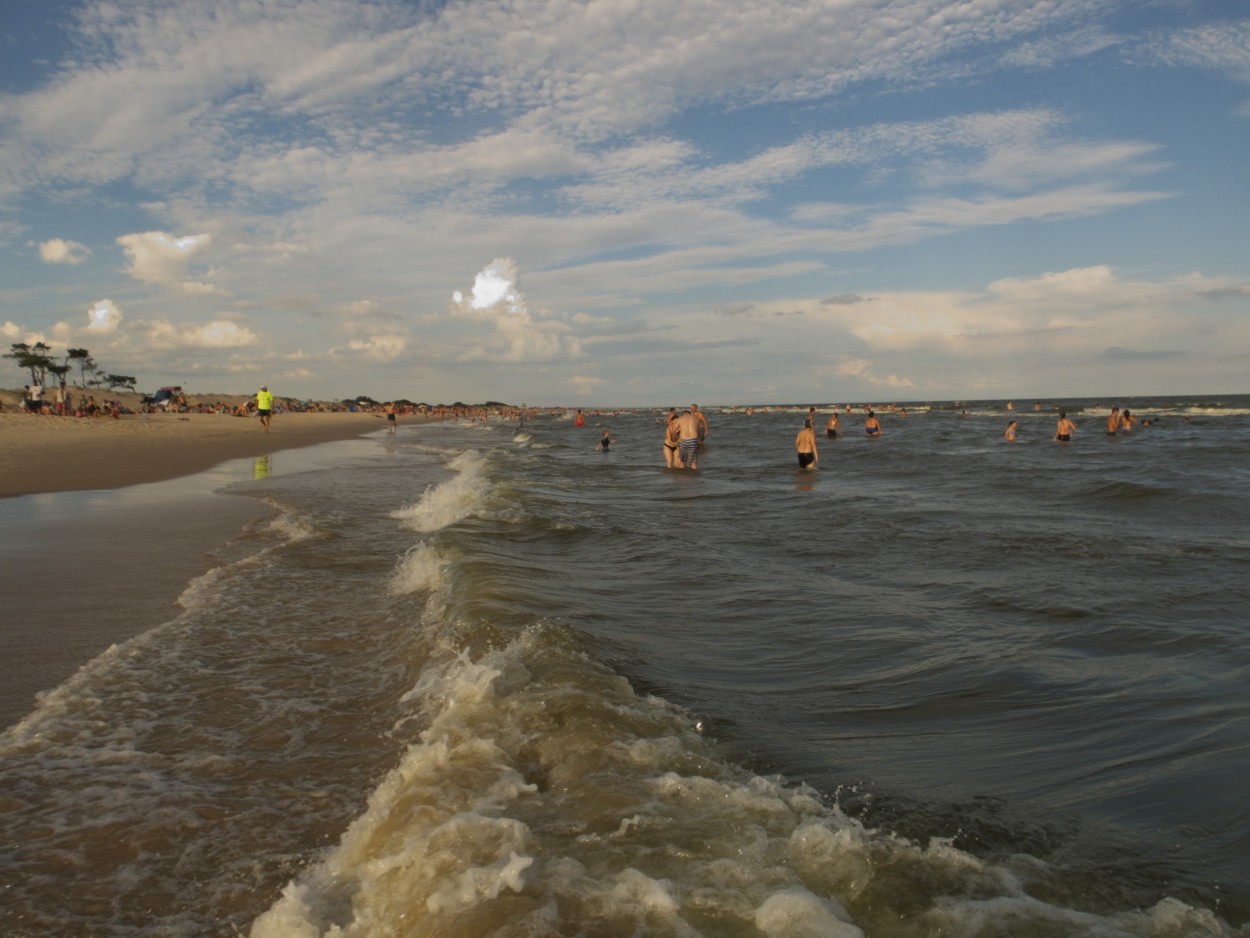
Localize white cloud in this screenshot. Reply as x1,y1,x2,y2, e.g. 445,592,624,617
39,238,92,265
342,335,409,362
452,258,527,317
834,357,916,390
86,299,123,333
145,318,258,350
116,231,214,291
451,258,583,363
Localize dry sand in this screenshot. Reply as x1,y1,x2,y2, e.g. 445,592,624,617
0,388,405,498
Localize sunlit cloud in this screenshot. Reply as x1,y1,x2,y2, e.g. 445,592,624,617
39,238,92,265
85,299,123,333
145,318,258,350
116,231,214,292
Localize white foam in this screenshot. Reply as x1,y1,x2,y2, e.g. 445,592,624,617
387,542,451,596
251,631,1234,938
389,450,490,533
755,886,863,938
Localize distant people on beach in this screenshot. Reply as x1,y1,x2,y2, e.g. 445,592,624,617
1004,420,1018,442
796,420,819,470
1055,411,1076,442
256,385,274,433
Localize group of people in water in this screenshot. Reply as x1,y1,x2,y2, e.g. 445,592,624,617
574,401,1162,473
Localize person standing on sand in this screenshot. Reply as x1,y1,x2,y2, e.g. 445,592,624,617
386,402,397,434
256,385,274,433
796,420,819,470
1055,410,1076,442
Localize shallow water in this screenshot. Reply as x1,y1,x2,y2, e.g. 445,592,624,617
2,396,1248,936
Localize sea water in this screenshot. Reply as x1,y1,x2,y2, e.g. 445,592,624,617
2,396,1248,937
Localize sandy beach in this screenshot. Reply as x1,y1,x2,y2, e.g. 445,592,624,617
0,389,426,726
0,389,402,498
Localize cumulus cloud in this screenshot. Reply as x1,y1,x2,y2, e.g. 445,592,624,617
451,258,582,363
146,318,258,350
39,238,92,265
452,258,527,317
117,231,215,292
835,357,915,389
86,299,123,333
343,335,409,362
570,375,607,396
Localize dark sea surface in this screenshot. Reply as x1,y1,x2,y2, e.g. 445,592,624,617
2,395,1248,937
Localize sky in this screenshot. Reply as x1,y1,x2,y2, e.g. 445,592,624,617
1,0,1248,406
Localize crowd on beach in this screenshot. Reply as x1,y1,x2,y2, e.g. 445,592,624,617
9,382,128,418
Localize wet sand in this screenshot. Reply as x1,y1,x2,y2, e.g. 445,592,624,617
0,410,392,498
0,408,416,728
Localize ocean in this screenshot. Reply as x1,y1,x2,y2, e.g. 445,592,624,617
2,395,1248,937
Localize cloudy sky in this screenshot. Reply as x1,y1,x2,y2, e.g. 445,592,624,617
2,0,1247,405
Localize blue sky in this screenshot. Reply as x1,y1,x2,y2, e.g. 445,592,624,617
1,0,1247,405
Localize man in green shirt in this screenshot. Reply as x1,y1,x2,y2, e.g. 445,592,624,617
257,385,274,433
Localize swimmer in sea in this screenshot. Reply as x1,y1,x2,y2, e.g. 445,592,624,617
691,403,709,445
597,431,616,452
865,411,883,437
673,408,701,469
662,411,680,468
1055,410,1077,442
825,413,841,438
1004,420,1018,442
1106,407,1120,436
796,419,819,470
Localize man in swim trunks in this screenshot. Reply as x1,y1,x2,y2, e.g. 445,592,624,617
865,411,883,437
796,420,819,470
825,413,840,438
673,409,701,469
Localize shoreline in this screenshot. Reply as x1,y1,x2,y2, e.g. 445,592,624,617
0,410,411,498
